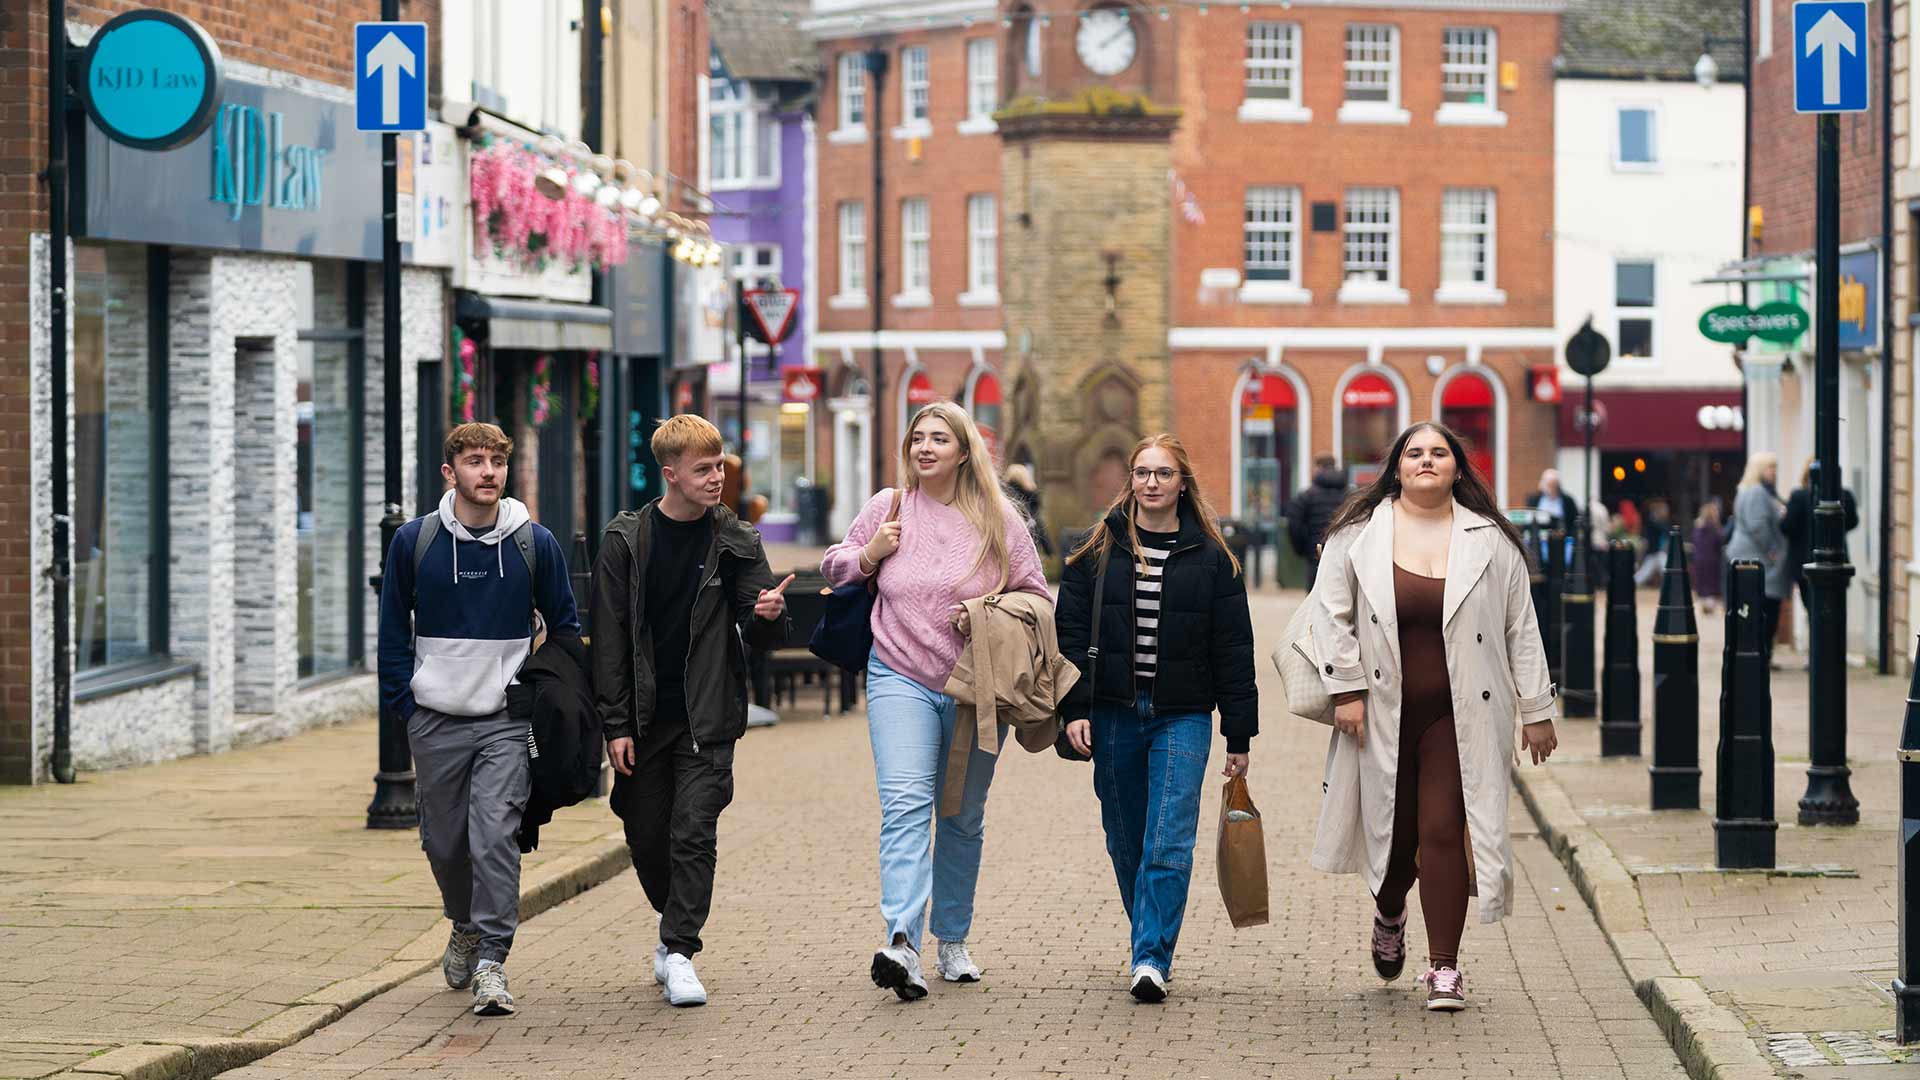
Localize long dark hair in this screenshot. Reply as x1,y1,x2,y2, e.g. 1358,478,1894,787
1320,421,1524,555
1067,434,1242,577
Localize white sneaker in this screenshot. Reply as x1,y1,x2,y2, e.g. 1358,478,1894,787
936,940,981,983
1129,964,1168,1004
661,953,708,1007
870,942,930,1001
471,960,516,1016
653,943,669,986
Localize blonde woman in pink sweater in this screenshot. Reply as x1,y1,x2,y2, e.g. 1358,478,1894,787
822,400,1050,1002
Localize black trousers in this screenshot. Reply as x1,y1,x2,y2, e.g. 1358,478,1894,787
610,706,736,957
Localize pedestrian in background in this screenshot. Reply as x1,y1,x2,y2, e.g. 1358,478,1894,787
1524,468,1569,529
378,422,582,1018
821,401,1050,1002
1288,453,1349,590
1781,458,1859,617
1725,452,1788,662
1056,435,1257,1003
1691,501,1726,614
591,415,792,1007
1308,422,1557,1013
1635,497,1674,587
1003,462,1053,559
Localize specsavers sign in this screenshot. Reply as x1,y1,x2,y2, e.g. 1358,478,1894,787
1698,302,1810,345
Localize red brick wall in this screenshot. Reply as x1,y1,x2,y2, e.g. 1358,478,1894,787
666,0,706,217
1747,0,1885,253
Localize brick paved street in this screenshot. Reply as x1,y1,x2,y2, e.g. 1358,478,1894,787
221,592,1686,1080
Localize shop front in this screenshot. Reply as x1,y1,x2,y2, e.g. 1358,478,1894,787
1554,389,1745,528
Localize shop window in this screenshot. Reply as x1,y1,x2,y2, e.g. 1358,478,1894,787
296,261,365,681
72,244,165,674
1240,372,1300,522
967,368,1003,463
1340,370,1398,482
1440,372,1497,495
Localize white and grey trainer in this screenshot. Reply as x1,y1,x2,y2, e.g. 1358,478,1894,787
936,940,982,983
1129,964,1168,1004
441,926,482,990
653,943,669,986
661,953,708,1007
870,942,929,1001
470,960,515,1017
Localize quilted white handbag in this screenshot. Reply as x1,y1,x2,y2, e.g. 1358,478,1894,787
1271,599,1334,725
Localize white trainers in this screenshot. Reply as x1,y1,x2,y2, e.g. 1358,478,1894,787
653,943,669,986
936,940,981,983
661,952,708,1007
870,942,930,1001
470,960,515,1016
1129,964,1168,1003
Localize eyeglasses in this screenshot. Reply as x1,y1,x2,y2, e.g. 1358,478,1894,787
1131,467,1178,484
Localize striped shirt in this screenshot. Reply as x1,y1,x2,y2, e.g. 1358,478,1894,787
1133,530,1178,687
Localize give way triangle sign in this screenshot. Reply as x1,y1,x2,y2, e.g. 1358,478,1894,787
744,288,800,345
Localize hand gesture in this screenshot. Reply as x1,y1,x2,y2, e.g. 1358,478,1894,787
863,519,903,568
1333,696,1367,748
1519,720,1558,765
755,574,795,620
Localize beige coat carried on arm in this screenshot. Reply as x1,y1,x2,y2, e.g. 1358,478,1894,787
1306,499,1555,923
940,591,1081,817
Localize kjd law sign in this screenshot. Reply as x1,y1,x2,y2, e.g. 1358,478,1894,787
81,10,224,150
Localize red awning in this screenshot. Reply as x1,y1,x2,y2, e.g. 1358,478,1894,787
1343,372,1396,409
1441,372,1495,408
1242,373,1297,410
1555,389,1744,451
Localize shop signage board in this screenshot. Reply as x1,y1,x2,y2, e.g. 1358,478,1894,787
783,367,825,404
354,23,428,132
1839,248,1879,350
81,10,224,151
1698,301,1812,344
1793,1,1869,114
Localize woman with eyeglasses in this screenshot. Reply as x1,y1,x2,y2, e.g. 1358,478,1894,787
1055,435,1257,1003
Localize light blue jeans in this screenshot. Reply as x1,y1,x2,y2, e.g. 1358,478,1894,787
1091,692,1211,974
866,653,1005,950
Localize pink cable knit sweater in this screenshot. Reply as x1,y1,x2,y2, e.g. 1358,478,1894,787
822,487,1051,691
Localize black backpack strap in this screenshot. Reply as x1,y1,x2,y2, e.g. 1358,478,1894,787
1086,545,1111,688
410,514,442,610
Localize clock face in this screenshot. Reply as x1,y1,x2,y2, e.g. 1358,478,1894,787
1076,8,1138,77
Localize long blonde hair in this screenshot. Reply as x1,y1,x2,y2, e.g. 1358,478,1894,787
902,401,1013,592
1738,451,1778,490
1067,434,1242,578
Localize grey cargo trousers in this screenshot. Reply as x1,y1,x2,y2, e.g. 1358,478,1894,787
408,705,531,964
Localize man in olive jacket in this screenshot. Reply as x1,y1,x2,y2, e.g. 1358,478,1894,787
591,415,791,1008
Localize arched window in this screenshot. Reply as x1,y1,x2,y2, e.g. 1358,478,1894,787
1237,371,1299,522
965,366,1003,463
1339,370,1400,483
1439,369,1498,496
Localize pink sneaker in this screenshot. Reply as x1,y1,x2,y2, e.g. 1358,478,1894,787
1370,909,1408,980
1420,966,1467,1011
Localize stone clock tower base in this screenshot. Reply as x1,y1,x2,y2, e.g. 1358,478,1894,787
998,92,1180,557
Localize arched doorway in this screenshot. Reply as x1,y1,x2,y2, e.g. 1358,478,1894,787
1339,369,1401,484
1438,369,1499,497
965,366,1003,464
1236,369,1300,522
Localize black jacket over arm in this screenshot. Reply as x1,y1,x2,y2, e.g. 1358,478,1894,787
1056,503,1259,752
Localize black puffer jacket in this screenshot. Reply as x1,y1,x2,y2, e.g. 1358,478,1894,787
1055,503,1259,751
1288,468,1350,558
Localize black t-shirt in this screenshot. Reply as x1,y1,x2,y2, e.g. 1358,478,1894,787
647,508,714,715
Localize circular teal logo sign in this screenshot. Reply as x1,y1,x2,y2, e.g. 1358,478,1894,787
82,10,223,151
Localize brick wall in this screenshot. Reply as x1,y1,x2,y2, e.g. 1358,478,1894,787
667,0,708,217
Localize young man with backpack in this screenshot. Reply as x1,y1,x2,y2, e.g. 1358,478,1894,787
378,422,580,1018
591,414,792,1008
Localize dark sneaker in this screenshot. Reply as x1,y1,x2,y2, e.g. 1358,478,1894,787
1371,909,1408,980
442,926,482,990
871,943,929,1002
1420,966,1468,1011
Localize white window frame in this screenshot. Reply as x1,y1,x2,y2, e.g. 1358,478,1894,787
831,53,868,145
728,243,782,284
894,46,933,140
832,201,867,308
1613,104,1662,171
1339,24,1409,125
894,197,932,308
708,80,780,190
962,194,1000,305
962,38,999,135
1436,188,1505,304
1437,27,1506,127
1240,185,1311,304
1240,22,1311,124
1613,258,1658,364
1338,187,1409,304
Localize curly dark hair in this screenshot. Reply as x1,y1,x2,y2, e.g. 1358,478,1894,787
1320,421,1525,554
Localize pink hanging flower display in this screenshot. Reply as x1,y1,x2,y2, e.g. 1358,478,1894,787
456,334,479,422
528,355,553,428
471,140,629,272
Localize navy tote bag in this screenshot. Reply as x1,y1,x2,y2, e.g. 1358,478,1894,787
809,488,902,671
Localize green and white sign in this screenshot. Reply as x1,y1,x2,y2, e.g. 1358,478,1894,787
1698,301,1810,344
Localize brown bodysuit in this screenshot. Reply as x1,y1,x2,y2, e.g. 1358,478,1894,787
1376,563,1470,970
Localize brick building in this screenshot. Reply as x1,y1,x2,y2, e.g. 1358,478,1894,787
807,0,1562,554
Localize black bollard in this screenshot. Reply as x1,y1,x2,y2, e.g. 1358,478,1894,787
1650,524,1701,809
1714,561,1777,869
1893,635,1920,1042
1601,540,1642,756
1562,511,1598,718
570,531,593,638
1542,527,1566,691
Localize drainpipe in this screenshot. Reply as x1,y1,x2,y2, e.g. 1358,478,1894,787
47,0,75,784
1880,0,1895,675
866,46,889,493
1740,0,1752,465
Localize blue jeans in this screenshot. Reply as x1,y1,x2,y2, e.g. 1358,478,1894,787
866,654,1005,949
1091,692,1211,973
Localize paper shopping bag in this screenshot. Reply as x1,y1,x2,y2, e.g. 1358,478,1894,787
1216,776,1269,929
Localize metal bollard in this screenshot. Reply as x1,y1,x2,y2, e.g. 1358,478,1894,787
1562,511,1598,719
1542,527,1566,691
1893,635,1920,1042
570,531,593,638
1650,524,1701,809
1714,560,1777,869
1601,540,1642,756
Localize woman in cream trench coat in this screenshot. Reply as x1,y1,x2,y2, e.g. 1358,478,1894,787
1306,422,1557,1012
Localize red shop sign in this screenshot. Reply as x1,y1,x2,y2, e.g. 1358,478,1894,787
783,367,824,404
1343,372,1396,409
906,371,939,407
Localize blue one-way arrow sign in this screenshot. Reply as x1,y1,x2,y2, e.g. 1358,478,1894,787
1793,1,1869,114
354,22,427,132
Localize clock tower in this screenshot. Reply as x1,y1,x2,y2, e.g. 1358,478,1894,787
996,1,1181,555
